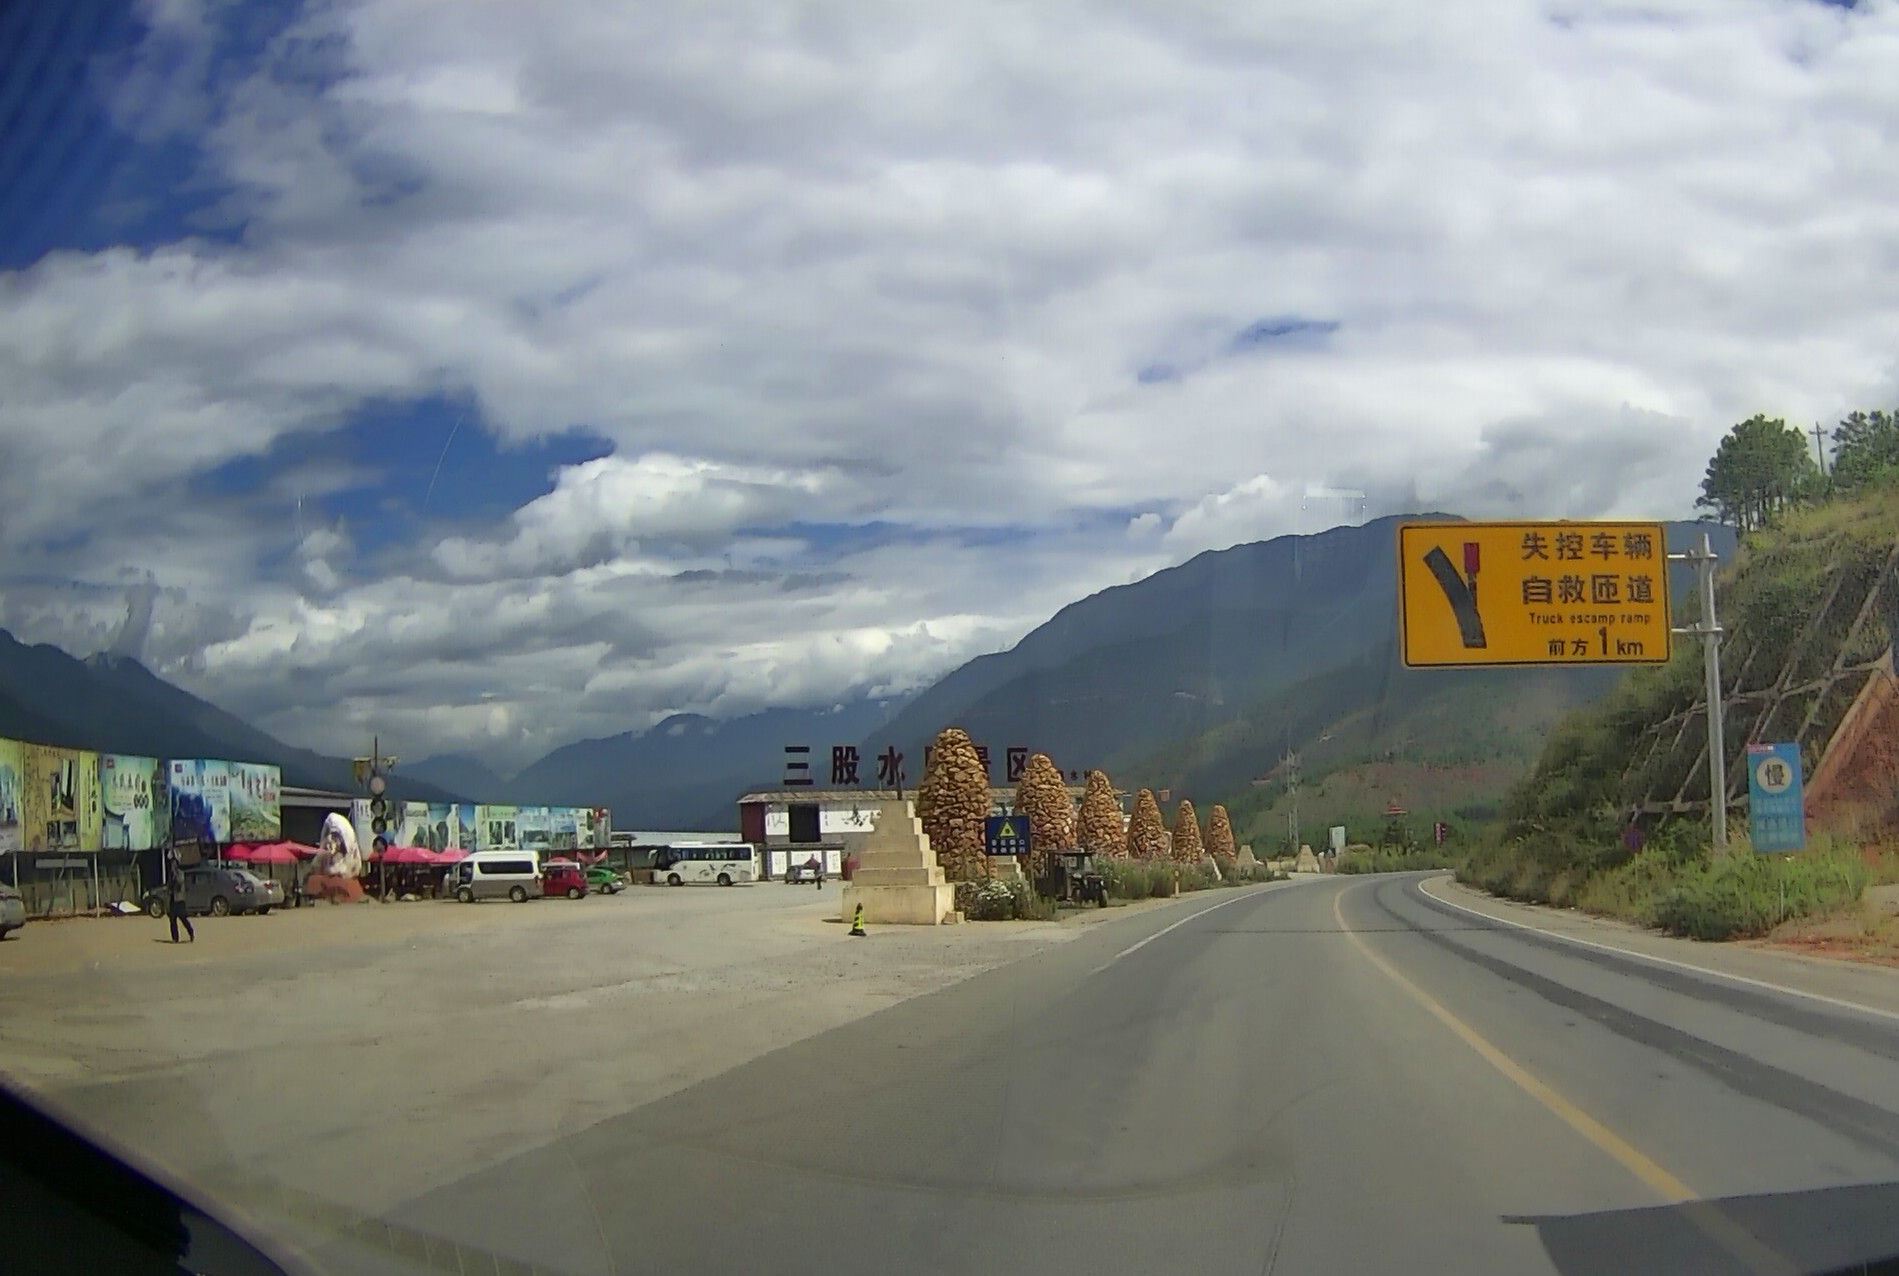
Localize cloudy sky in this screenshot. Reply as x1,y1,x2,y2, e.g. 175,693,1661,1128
0,0,1891,770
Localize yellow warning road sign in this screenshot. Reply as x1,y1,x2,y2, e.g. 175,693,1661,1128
1399,521,1672,668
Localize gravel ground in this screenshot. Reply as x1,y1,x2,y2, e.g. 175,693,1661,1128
0,882,1168,1249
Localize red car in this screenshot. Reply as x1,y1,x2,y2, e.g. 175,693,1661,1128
542,862,588,900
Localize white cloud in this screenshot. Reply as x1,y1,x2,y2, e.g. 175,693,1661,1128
1159,475,1300,559
433,453,838,580
5,0,1899,764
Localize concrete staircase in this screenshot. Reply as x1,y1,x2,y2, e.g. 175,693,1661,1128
840,800,958,925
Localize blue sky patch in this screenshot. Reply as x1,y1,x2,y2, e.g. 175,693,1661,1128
1229,316,1340,352
0,0,312,269
194,395,615,568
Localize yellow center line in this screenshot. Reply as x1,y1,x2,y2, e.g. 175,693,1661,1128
1332,881,1795,1276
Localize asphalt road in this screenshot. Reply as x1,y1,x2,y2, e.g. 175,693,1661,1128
342,873,1899,1275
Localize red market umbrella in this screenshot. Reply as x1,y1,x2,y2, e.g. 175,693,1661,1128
377,845,438,865
433,848,468,863
242,843,304,865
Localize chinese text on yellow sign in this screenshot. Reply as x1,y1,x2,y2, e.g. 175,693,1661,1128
1399,522,1672,668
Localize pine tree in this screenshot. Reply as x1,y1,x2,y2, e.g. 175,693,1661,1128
1075,770,1126,857
1126,789,1168,859
1171,799,1204,864
915,727,988,880
1697,415,1819,530
1833,409,1899,492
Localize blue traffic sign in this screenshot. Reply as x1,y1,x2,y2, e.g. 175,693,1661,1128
1746,742,1805,853
985,815,1031,857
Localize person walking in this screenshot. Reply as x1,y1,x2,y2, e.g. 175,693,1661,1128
165,851,194,944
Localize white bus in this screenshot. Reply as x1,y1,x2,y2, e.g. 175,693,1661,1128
652,842,756,886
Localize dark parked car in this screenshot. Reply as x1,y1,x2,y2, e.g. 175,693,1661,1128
141,865,284,918
0,884,23,938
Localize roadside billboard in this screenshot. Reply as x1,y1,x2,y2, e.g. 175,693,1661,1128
228,762,282,843
1398,521,1672,667
169,759,232,845
24,745,100,853
477,805,518,851
101,754,166,851
517,806,551,853
549,807,579,850
0,738,22,854
397,800,432,847
455,803,477,850
424,803,456,851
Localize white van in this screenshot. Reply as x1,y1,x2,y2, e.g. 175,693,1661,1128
450,852,544,903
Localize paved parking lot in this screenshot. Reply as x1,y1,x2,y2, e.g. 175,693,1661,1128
0,880,1155,1258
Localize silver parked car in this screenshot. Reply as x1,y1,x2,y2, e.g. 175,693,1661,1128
0,884,24,939
141,865,284,918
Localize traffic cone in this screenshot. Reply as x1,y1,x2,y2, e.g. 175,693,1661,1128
849,903,867,937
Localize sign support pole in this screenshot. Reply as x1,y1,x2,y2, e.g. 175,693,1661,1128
1671,531,1727,852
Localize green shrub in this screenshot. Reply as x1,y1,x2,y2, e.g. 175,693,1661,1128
1147,862,1177,898
1099,858,1151,900
1471,829,1870,940
1176,864,1218,892
1650,848,1868,940
1009,880,1060,920
1337,848,1459,875
954,879,1017,920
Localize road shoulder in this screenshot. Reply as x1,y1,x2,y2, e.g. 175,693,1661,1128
1420,874,1899,1020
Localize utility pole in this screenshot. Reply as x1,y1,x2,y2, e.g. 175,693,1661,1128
1811,422,1830,477
1670,532,1727,851
1283,748,1301,856
354,738,397,897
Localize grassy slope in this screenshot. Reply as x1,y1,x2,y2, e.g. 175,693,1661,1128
1220,670,1612,853
1462,485,1899,940
1507,489,1899,832
1108,640,1616,854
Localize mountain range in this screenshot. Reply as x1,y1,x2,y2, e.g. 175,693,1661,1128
407,701,904,828
0,630,463,801
0,515,1734,831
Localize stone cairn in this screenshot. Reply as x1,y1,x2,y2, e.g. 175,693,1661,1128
1075,769,1126,858
915,727,989,881
1127,788,1168,860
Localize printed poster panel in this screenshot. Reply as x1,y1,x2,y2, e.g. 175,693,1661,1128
101,754,165,851
549,807,579,850
454,804,477,851
77,751,101,851
169,760,232,845
397,800,432,848
424,804,456,851
516,806,551,853
477,805,518,851
350,798,373,858
0,738,21,854
821,807,876,835
228,762,282,843
24,744,87,853
588,807,611,849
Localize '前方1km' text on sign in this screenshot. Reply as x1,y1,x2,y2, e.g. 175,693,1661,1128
1399,521,1673,668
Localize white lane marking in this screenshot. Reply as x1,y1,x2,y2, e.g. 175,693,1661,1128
1089,884,1285,974
1417,874,1899,1026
